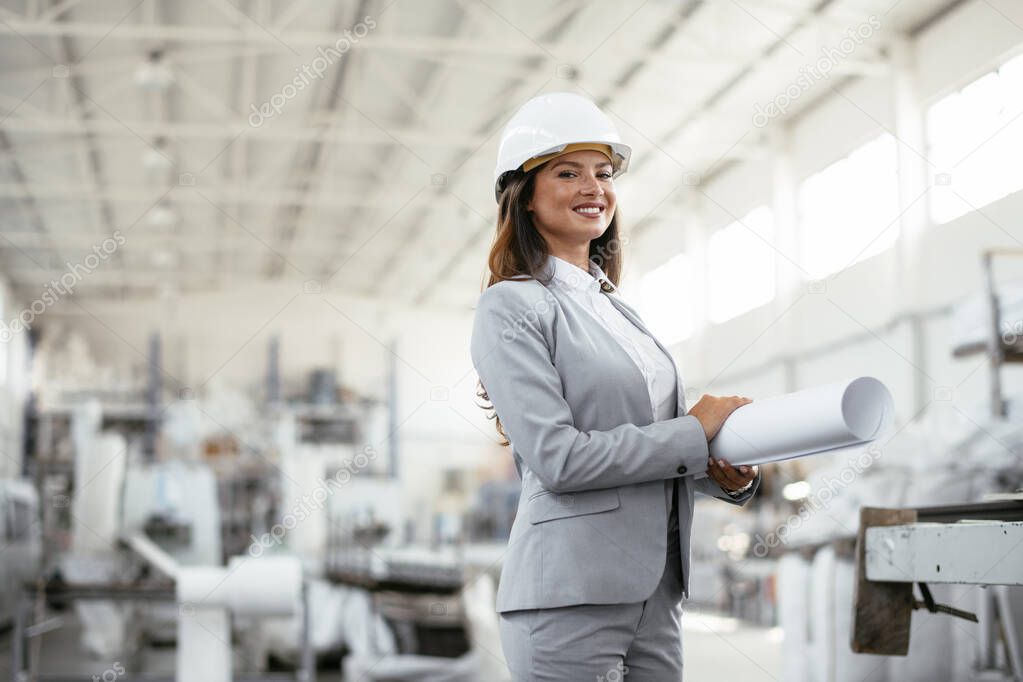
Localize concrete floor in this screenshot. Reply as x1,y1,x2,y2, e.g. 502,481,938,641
0,609,782,681
682,610,783,680
0,619,345,681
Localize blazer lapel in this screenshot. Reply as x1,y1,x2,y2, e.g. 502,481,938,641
602,293,687,420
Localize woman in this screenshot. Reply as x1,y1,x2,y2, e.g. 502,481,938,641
470,92,761,680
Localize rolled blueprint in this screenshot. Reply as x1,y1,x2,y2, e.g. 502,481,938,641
699,376,894,471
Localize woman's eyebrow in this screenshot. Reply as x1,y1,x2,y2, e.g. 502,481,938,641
551,159,613,170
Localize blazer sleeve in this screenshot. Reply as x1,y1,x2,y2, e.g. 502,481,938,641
693,470,761,507
470,283,711,494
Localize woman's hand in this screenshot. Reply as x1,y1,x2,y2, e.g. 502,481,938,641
706,457,759,493
689,394,758,492
687,394,751,442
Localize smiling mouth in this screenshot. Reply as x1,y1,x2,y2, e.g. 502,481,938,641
573,206,605,218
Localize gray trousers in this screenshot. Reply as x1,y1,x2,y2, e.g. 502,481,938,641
498,524,685,681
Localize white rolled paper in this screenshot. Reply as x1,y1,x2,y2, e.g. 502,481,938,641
177,556,302,617
699,376,894,472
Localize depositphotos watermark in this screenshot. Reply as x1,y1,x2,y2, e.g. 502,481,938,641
499,236,630,344
0,231,126,343
753,15,881,127
248,445,378,556
749,443,883,557
92,662,125,682
597,661,629,682
1001,319,1023,346
248,15,377,127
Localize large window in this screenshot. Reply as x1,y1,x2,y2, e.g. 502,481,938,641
708,205,776,323
632,253,694,347
927,52,1023,224
797,134,899,279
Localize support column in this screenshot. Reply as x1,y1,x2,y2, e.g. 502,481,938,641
769,125,801,392
891,36,932,414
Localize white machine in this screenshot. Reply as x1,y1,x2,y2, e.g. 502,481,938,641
0,479,40,627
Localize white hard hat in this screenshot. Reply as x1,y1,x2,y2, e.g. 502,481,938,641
493,92,632,202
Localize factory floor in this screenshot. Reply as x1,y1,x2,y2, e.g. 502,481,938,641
0,619,344,681
0,610,781,680
681,610,783,680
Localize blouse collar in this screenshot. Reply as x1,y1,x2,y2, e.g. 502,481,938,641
544,254,617,294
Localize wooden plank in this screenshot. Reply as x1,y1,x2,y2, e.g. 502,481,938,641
851,506,918,655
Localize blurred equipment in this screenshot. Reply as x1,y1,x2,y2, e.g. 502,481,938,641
852,500,1023,668
0,479,40,627
175,556,307,682
952,249,1023,417
309,368,340,405
121,460,222,566
465,480,520,542
61,404,132,659
341,572,510,682
771,410,1023,682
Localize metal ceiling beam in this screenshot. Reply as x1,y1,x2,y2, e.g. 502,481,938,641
7,277,476,310
609,0,844,234
372,0,589,303
0,181,432,210
14,45,717,99
1,235,370,255
0,131,57,259
272,0,320,33
0,115,487,147
219,0,266,290
2,39,552,82
654,0,845,161
267,0,367,277
335,0,485,291
38,0,83,23
0,19,557,57
0,0,937,305
5,267,304,284
52,24,115,267
409,0,696,305
0,17,762,63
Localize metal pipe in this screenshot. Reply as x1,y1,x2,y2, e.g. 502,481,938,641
300,579,315,682
11,591,25,682
125,533,180,579
983,251,1007,418
915,499,1023,523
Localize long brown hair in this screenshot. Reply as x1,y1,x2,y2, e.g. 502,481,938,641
475,166,625,445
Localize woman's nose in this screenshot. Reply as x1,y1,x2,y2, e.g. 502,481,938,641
580,175,603,195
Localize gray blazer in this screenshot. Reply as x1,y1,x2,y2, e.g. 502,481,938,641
470,275,760,613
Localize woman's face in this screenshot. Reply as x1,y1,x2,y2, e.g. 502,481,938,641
526,150,617,245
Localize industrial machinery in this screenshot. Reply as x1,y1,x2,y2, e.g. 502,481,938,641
852,500,1023,677
0,479,40,628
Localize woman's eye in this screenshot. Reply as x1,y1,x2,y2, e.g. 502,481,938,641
558,171,613,179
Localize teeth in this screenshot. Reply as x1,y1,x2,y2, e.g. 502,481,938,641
574,207,602,214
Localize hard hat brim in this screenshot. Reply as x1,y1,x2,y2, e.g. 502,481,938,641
494,140,632,202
